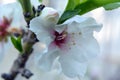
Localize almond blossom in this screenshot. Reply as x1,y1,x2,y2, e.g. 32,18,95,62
30,7,102,78
0,2,26,41
0,2,26,61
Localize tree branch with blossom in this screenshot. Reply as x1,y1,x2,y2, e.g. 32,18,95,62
1,0,44,80
0,0,120,80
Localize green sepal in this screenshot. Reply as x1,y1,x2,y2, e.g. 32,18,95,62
11,36,23,53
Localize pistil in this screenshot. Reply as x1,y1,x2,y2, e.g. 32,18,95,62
54,31,67,48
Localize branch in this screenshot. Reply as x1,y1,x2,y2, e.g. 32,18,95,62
1,0,45,79
1,31,38,80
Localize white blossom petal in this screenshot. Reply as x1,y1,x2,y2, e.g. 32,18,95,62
59,56,87,78
0,3,13,20
33,42,48,55
0,2,27,30
58,15,101,63
30,16,54,46
58,36,97,77
35,44,60,71
57,15,102,77
40,7,59,26
30,7,59,46
59,36,99,62
64,15,102,34
10,2,27,29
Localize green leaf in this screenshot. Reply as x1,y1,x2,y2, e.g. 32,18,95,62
65,0,88,11
58,9,81,24
104,2,120,10
58,0,91,24
39,0,42,2
58,0,88,24
91,0,120,6
65,0,80,10
75,1,99,15
58,0,120,24
11,36,23,53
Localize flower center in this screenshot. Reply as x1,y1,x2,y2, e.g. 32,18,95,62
0,17,10,41
54,31,67,47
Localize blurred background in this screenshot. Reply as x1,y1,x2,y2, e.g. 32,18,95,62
0,0,120,80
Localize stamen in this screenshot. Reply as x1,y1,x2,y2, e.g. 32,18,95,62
54,31,68,47
56,34,67,40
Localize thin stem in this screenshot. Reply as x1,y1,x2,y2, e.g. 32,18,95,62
18,0,34,23
18,0,33,15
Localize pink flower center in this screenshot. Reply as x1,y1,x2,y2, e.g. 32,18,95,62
0,17,11,41
53,31,68,48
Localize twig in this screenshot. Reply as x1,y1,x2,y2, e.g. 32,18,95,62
1,4,45,80
1,31,38,80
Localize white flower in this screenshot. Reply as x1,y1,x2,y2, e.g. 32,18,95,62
30,7,102,78
0,2,26,62
0,2,27,38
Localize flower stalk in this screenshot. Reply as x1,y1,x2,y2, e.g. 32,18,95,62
18,0,34,24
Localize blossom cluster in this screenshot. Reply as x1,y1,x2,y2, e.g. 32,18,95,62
0,1,102,79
